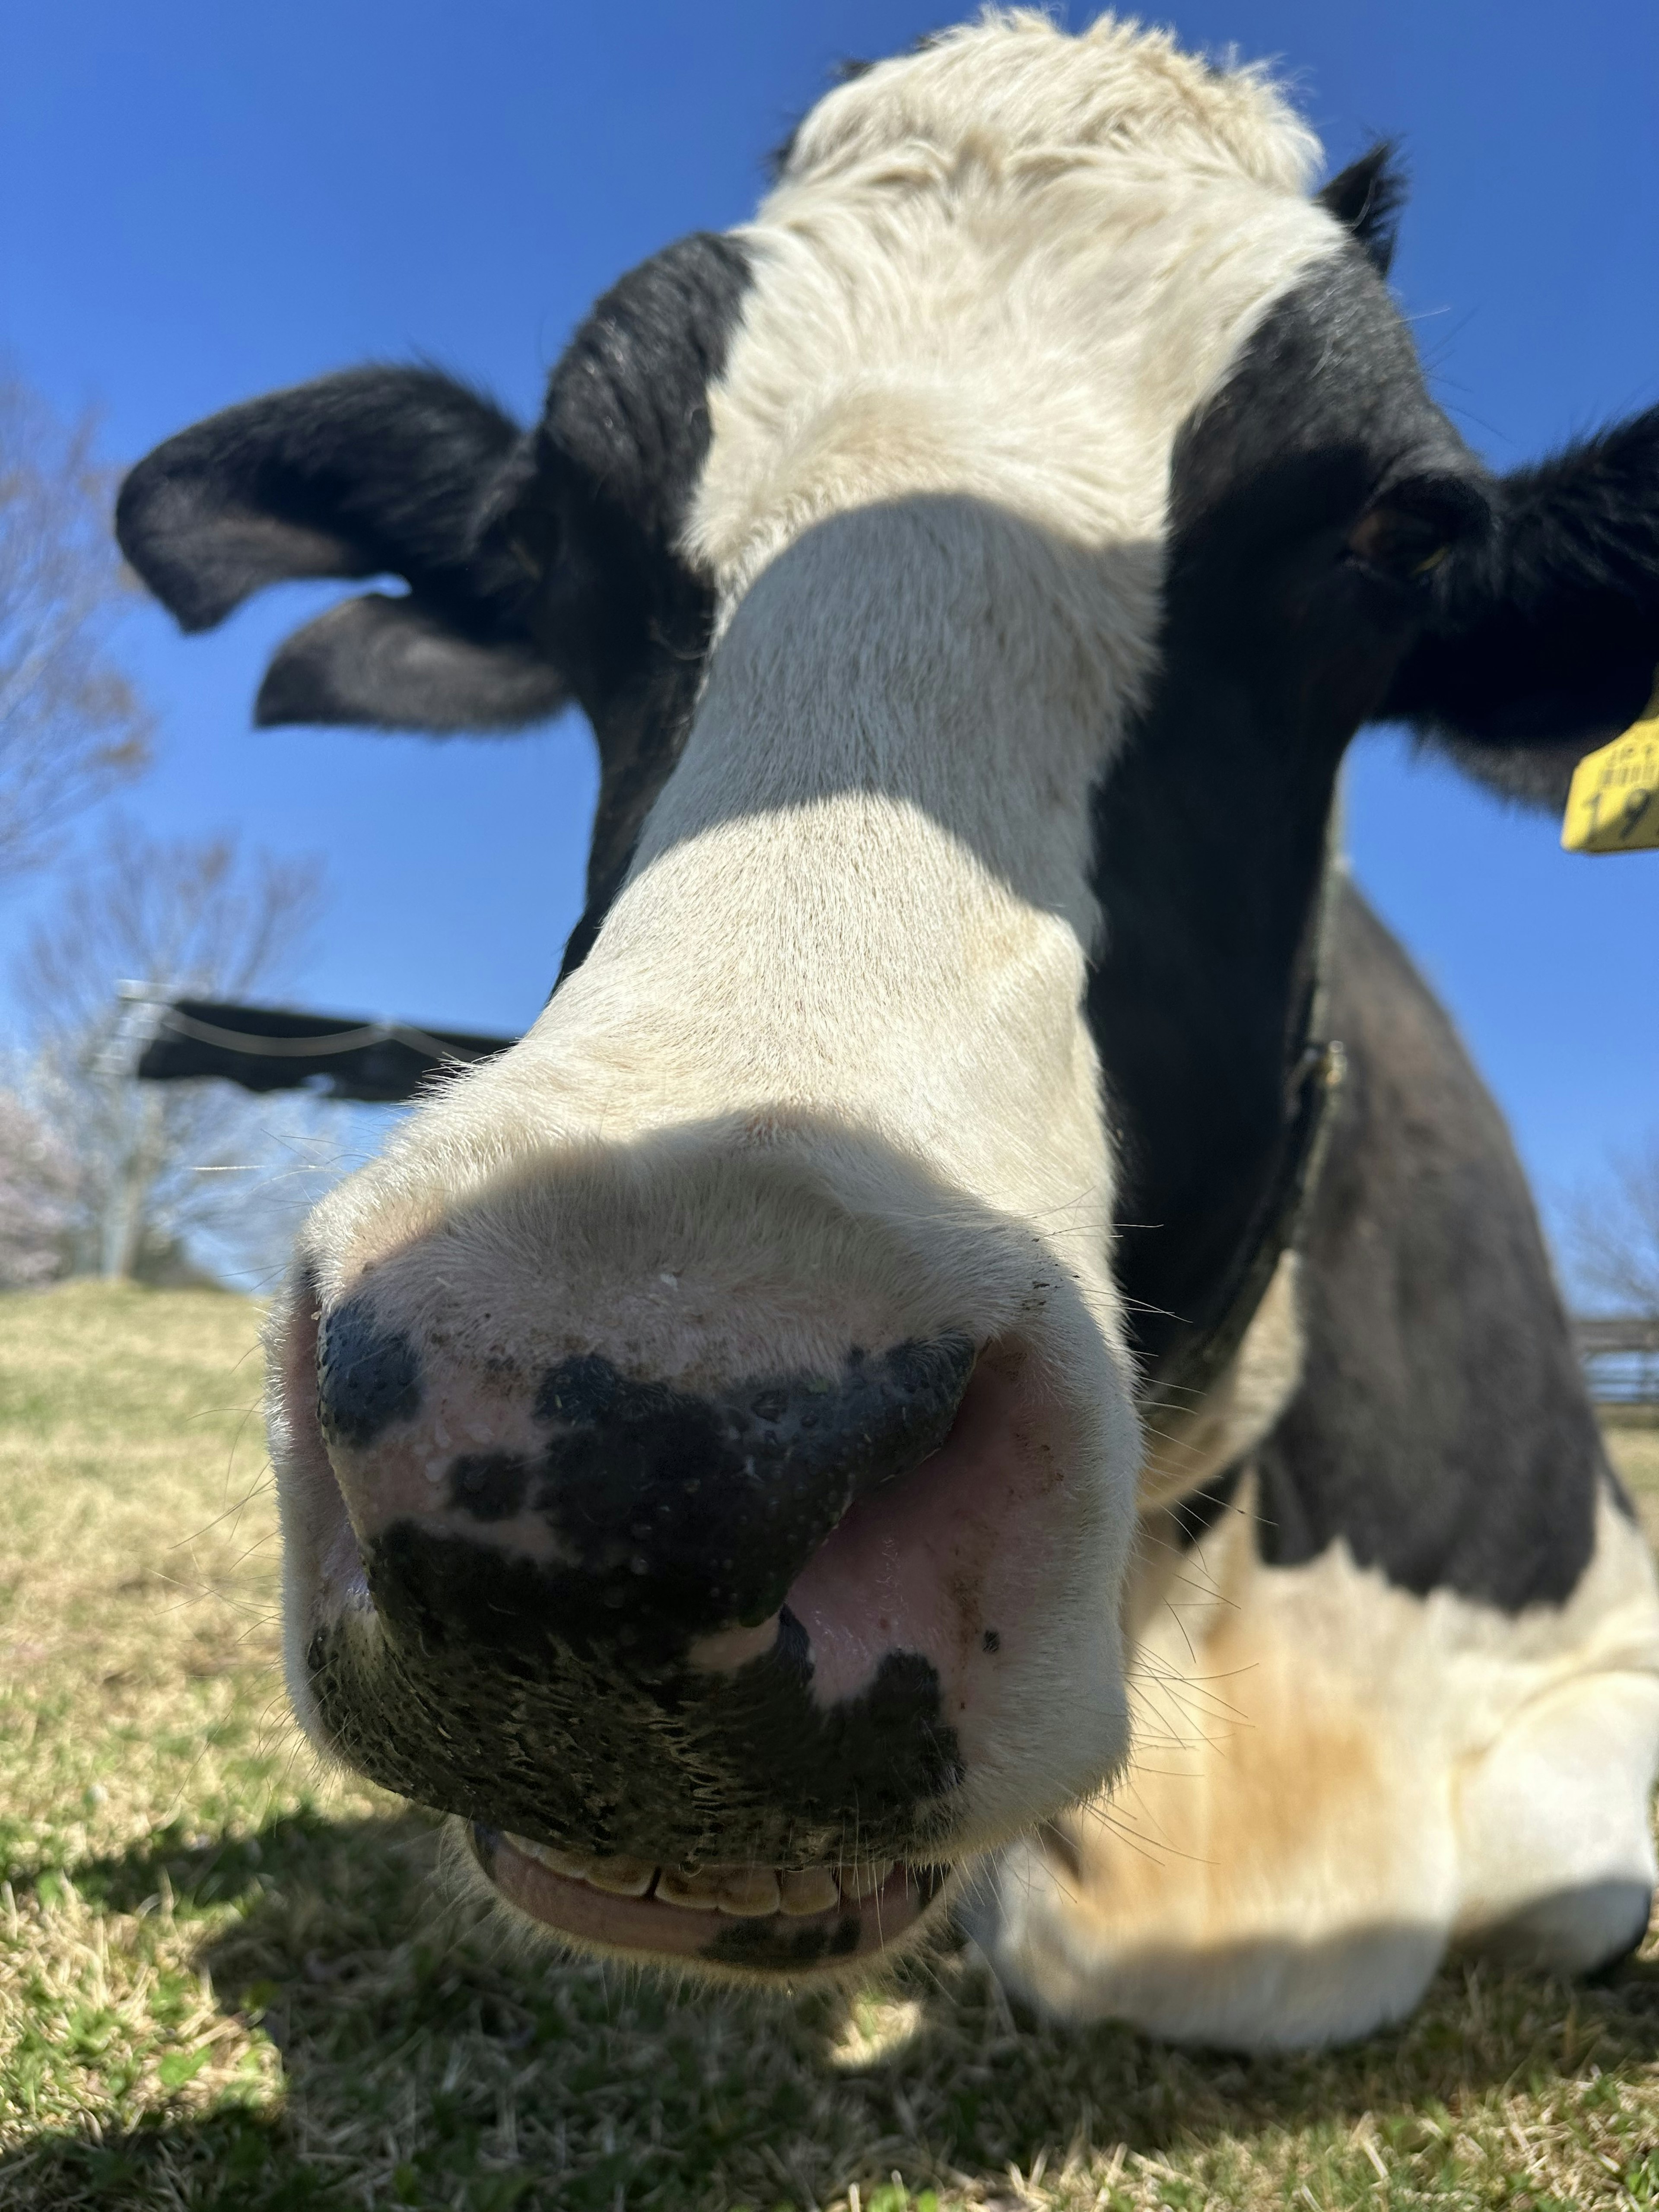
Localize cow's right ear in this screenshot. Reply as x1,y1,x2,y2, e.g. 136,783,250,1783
115,368,570,733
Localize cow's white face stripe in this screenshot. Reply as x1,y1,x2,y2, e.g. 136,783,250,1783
541,14,1349,1340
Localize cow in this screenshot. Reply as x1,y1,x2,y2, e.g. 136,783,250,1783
116,14,1659,2051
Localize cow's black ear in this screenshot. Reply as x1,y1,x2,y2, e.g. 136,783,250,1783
1318,144,1405,277
1380,406,1659,808
116,368,568,732
253,593,567,733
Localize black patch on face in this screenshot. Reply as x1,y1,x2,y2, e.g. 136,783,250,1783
310,1554,962,1865
316,1295,421,1448
477,231,754,983
427,1335,975,1639
447,1453,531,1521
1084,257,1603,1617
308,1334,975,1861
980,1627,1000,1654
517,1336,975,1634
1093,253,1487,1385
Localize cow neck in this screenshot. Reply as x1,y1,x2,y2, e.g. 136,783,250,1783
1134,825,1344,1425
1087,694,1347,1408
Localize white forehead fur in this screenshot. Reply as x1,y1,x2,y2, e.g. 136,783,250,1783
687,7,1339,654
783,10,1321,193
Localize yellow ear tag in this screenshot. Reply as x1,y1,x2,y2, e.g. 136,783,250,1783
1562,672,1659,853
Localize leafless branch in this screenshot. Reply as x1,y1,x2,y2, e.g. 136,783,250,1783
1568,1135,1659,1319
0,375,152,879
13,822,331,1281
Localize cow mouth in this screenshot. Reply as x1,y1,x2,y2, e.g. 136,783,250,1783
470,1825,948,1970
277,1283,1127,1928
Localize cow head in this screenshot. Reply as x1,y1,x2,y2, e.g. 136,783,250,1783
118,18,1659,1978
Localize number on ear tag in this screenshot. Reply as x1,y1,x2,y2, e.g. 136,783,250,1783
1562,675,1659,853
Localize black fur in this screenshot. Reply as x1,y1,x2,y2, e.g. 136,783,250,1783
1095,253,1487,1382
115,368,566,732
481,232,753,974
1388,406,1659,803
1318,144,1407,276
1253,886,1606,1609
254,592,562,732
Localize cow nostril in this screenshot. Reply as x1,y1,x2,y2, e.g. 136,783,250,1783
529,1334,977,1637
317,1295,423,1449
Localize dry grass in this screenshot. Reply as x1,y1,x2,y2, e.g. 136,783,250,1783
4,1281,1659,2209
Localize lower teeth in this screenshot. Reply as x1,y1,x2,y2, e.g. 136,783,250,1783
505,1837,897,1915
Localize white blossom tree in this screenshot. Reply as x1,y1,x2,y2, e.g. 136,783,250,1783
0,1085,76,1289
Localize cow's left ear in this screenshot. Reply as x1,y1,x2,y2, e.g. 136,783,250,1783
1382,407,1659,806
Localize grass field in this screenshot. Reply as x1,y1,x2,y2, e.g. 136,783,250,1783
5,1283,1659,2210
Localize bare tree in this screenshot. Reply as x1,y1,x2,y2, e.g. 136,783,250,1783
14,822,331,1282
0,376,152,878
1569,1135,1659,1318
0,1086,76,1289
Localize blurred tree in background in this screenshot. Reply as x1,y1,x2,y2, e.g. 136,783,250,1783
1571,1137,1659,1323
12,822,338,1285
0,371,356,1292
0,1087,76,1289
0,377,151,877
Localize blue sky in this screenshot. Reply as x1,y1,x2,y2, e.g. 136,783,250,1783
4,0,1657,1268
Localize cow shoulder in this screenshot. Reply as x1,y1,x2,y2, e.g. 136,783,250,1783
1256,876,1621,1611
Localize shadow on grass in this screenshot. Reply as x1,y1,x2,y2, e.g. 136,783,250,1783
8,1808,1659,2209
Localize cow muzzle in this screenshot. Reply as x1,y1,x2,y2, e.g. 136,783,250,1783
269,1147,1134,1977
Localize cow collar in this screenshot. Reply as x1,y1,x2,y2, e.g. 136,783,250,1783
1133,831,1346,1428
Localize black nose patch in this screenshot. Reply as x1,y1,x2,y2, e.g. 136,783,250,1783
307,1331,976,1864
443,1334,976,1638
317,1295,422,1448
315,1552,964,1866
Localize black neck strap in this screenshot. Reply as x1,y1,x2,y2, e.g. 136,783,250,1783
1134,827,1346,1427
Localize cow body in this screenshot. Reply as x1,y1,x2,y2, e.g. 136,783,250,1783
973,882,1659,2047
118,14,1659,2047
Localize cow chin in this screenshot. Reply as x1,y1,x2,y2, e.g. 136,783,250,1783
265,1128,1137,1978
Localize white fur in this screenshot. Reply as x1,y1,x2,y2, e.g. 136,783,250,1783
969,1479,1659,2050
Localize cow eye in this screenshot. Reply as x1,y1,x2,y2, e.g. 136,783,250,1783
1345,502,1452,584
1344,475,1487,590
